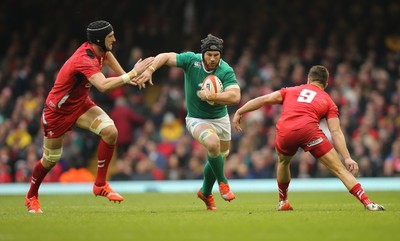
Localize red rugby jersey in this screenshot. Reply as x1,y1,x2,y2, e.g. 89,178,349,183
277,84,339,132
45,42,106,114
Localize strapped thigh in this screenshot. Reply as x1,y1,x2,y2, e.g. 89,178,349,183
198,128,217,145
42,146,63,163
89,114,114,135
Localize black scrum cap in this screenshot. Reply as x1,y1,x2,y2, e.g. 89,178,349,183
87,20,113,51
201,34,223,54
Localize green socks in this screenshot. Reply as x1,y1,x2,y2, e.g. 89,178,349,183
201,154,228,196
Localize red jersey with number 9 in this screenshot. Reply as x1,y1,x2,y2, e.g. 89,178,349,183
277,84,338,133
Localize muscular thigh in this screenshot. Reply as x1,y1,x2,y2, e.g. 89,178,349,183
75,106,106,130
44,136,63,149
186,116,231,142
76,106,115,137
189,122,230,155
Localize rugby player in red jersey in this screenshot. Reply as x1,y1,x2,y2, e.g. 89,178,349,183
233,65,384,211
24,20,153,213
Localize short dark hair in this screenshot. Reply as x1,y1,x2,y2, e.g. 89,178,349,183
308,65,329,86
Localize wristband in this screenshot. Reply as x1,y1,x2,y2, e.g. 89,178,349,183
131,69,138,78
121,73,130,83
148,66,155,72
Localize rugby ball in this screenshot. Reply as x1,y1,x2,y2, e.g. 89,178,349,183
202,75,223,105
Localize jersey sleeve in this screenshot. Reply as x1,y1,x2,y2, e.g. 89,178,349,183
325,96,339,119
221,67,239,90
279,88,288,100
176,52,196,70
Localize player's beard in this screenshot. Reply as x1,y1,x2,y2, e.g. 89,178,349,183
204,61,217,71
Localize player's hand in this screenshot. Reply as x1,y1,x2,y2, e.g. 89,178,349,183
232,112,243,132
344,158,359,177
135,69,154,90
199,88,216,101
133,57,154,75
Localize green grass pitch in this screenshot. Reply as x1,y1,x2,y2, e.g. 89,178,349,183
0,191,398,241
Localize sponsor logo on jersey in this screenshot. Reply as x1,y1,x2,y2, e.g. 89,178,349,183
48,100,56,108
194,62,201,68
307,137,323,147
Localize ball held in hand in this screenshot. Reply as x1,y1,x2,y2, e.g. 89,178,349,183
202,75,223,105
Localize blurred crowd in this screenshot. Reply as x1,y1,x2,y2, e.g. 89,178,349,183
1,0,400,183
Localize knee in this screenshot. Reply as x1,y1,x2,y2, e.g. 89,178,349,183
197,128,221,155
42,146,62,169
101,125,118,143
206,140,220,154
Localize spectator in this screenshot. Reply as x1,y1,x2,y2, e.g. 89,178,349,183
110,96,146,158
383,140,400,177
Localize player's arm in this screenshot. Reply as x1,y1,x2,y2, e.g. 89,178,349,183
104,52,154,87
327,117,358,176
201,85,241,106
135,52,178,88
104,52,125,75
232,90,282,132
88,72,131,92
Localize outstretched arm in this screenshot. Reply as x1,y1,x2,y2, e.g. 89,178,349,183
135,52,178,89
233,90,282,132
327,117,358,176
104,51,154,87
88,56,153,92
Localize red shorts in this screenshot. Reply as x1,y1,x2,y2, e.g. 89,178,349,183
275,124,333,159
41,97,96,138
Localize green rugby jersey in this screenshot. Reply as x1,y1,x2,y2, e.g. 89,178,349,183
176,52,239,119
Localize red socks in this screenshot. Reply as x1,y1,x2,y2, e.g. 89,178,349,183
277,181,372,206
350,183,373,206
27,160,49,198
95,139,115,186
277,181,290,202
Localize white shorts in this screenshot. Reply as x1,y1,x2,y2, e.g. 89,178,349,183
185,115,231,141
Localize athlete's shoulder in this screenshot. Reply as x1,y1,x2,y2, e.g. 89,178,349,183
75,42,96,58
177,51,199,59
67,42,90,61
176,52,201,67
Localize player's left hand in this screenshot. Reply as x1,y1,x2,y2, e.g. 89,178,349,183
344,158,359,177
232,112,243,132
199,88,216,102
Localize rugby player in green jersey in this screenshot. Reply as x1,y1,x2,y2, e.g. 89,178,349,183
137,34,241,210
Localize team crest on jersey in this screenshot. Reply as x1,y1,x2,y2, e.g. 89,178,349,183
194,62,201,68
